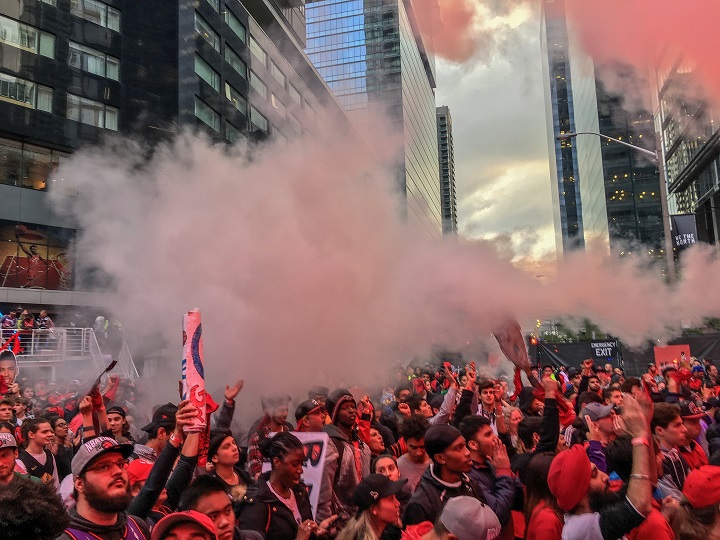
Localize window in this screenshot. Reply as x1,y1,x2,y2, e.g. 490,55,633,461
288,84,301,106
0,139,70,191
66,93,118,130
271,62,285,87
0,73,52,112
271,94,285,118
249,36,266,66
225,83,247,115
226,121,242,143
224,46,247,79
195,55,220,91
207,0,219,11
250,106,267,132
194,12,219,52
68,41,119,80
70,0,120,31
224,8,246,42
249,71,266,99
0,15,56,59
195,97,219,131
41,0,56,5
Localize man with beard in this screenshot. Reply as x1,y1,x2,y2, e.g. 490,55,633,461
55,436,151,540
547,394,652,540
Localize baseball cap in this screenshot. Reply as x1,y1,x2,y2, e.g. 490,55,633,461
352,474,407,514
580,403,615,423
679,401,704,420
71,436,133,477
438,496,501,540
548,444,592,511
127,459,154,485
425,424,463,460
683,465,720,508
106,405,127,418
151,510,217,540
567,368,581,378
0,433,17,449
294,399,324,423
141,403,177,433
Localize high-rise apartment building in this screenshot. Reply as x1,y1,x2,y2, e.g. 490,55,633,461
436,106,457,235
0,0,350,310
653,52,720,244
305,0,442,237
541,0,664,260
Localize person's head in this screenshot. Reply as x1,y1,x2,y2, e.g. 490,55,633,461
22,417,53,449
294,399,325,432
407,395,433,418
12,396,28,418
394,383,412,403
127,458,168,507
0,398,13,422
151,511,217,540
261,394,290,426
548,444,608,514
400,414,429,465
542,366,555,378
430,496,501,540
0,468,69,538
326,388,356,429
648,363,658,374
352,473,406,530
576,390,604,410
459,415,496,461
259,431,305,488
517,417,542,451
71,437,134,516
674,466,720,539
478,380,495,409
504,407,523,435
709,365,718,378
372,454,400,481
518,386,543,415
602,388,623,407
207,429,239,468
587,375,601,392
580,403,616,435
178,475,237,540
368,427,386,455
141,403,178,445
21,386,34,399
652,402,687,449
307,386,329,407
620,377,643,398
679,402,705,444
0,433,18,484
50,416,68,439
0,350,17,386
106,406,128,436
425,424,471,475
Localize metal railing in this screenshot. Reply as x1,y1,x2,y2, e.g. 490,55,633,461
0,327,139,381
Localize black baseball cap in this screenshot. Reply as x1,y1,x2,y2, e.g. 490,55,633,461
352,474,407,514
294,399,324,423
141,403,177,433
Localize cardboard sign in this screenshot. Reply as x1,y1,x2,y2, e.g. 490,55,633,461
654,344,690,369
493,319,531,370
261,431,328,516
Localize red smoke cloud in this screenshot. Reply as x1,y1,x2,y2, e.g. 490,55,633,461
415,0,478,62
566,0,720,104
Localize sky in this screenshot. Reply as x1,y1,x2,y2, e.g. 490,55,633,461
435,3,557,264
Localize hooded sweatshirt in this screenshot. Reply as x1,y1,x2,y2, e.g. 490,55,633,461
54,508,151,540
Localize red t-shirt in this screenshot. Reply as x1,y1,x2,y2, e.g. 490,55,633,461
526,501,563,540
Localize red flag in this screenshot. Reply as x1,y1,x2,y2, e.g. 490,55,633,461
493,319,531,371
0,334,21,354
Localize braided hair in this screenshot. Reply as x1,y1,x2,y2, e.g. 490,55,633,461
259,431,304,468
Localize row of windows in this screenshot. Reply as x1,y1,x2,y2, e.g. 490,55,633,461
205,0,247,42
70,0,120,32
69,41,119,80
0,138,69,192
0,71,117,131
194,96,267,135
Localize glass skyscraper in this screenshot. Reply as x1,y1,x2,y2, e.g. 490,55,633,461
306,0,442,237
541,0,664,259
436,106,457,235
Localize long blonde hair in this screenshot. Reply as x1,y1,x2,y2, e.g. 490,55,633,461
335,511,380,540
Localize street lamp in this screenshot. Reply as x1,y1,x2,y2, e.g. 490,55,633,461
556,131,676,280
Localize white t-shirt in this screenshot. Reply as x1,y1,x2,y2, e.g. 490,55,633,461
267,481,303,524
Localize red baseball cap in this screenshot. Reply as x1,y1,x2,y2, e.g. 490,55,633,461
126,459,154,485
151,511,217,540
548,445,591,511
683,465,720,508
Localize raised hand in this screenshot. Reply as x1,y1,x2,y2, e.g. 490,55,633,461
224,379,244,401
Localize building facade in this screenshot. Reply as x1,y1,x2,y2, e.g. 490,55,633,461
541,0,664,260
654,52,720,245
305,0,442,237
436,105,457,234
0,0,349,311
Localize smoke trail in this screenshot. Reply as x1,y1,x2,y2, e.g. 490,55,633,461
50,127,720,408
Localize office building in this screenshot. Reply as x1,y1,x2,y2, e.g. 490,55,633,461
653,52,720,244
436,105,457,234
0,0,349,309
541,0,664,259
305,0,442,237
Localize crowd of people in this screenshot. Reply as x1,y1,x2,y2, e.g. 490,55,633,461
1,346,720,540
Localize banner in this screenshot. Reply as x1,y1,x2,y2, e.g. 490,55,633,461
671,214,698,253
589,341,618,360
493,319,531,370
261,431,329,517
182,309,207,432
